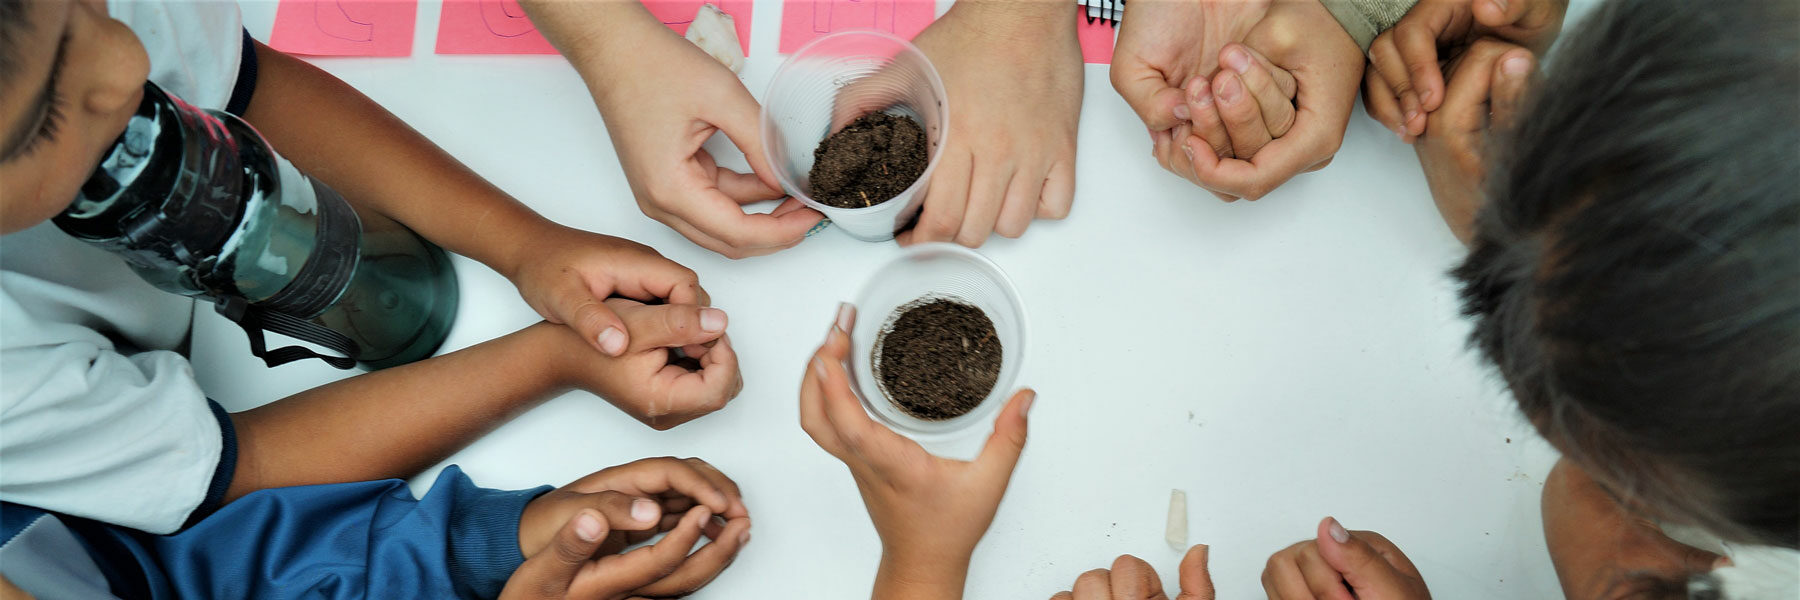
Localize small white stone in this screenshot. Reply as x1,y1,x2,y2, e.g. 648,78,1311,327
1166,489,1188,551
685,4,744,74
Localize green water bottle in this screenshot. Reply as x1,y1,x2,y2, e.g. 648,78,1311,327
56,82,457,370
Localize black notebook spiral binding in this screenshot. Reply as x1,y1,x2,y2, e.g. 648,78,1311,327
1080,0,1125,27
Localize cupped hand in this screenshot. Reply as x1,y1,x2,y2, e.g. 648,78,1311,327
1261,517,1431,600
800,303,1035,597
1411,38,1535,243
553,298,742,430
1364,0,1567,139
1049,546,1217,600
499,501,722,600
1116,0,1363,201
899,1,1082,247
534,2,822,258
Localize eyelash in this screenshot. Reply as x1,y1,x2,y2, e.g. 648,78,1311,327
18,33,70,158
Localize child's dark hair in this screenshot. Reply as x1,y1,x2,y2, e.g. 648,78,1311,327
1456,0,1799,553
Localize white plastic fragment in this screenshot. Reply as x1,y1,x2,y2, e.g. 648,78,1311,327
1166,489,1188,551
685,4,745,74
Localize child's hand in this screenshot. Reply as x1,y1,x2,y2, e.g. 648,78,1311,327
800,303,1034,598
1178,44,1297,175
1364,0,1566,140
499,502,719,600
512,457,751,599
1116,0,1363,202
894,1,1081,247
526,1,822,258
1050,546,1216,600
506,223,710,357
1411,38,1535,243
1260,517,1430,599
553,298,742,430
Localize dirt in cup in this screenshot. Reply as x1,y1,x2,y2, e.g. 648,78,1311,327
874,297,1001,420
809,112,928,209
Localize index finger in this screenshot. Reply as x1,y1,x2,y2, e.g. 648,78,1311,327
573,506,712,597
661,187,822,254
629,515,752,597
571,458,734,516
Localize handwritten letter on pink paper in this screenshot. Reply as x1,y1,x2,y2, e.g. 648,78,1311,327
435,0,753,56
269,0,416,57
1077,14,1116,64
779,0,936,53
435,0,557,54
645,0,755,55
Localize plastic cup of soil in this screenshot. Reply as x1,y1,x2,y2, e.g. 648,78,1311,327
761,30,948,242
850,243,1026,459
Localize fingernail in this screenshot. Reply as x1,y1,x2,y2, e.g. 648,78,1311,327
1404,108,1420,125
1396,129,1409,141
631,498,659,523
1192,82,1213,107
700,308,727,332
739,530,752,546
1173,103,1191,120
835,302,855,332
576,513,603,542
1182,143,1195,162
1019,390,1036,416
1328,517,1351,543
1487,0,1508,14
812,356,828,378
1713,556,1733,569
1502,56,1531,77
598,327,626,355
1216,76,1243,105
1420,89,1433,105
1224,47,1251,74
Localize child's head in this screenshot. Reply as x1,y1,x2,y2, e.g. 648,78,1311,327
0,0,148,234
1457,0,1798,552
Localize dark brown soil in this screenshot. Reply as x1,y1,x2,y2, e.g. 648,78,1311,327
874,297,1002,420
809,112,927,209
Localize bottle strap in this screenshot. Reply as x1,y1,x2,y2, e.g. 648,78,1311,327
214,296,360,369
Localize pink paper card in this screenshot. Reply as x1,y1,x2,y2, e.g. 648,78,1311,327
436,0,556,54
646,0,755,55
269,0,416,57
779,0,936,53
1076,14,1116,64
435,1,753,56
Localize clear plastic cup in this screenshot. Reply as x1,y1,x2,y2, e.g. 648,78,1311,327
761,31,948,242
851,244,1027,458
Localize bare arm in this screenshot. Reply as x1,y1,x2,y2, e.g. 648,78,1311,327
223,323,573,502
240,41,548,280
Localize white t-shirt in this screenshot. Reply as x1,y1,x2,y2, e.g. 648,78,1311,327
0,0,245,535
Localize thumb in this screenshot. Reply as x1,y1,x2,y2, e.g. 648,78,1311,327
708,83,783,195
1488,49,1535,131
508,509,608,598
1315,517,1412,596
1111,56,1191,131
1174,544,1216,600
625,304,729,352
975,389,1035,479
559,289,632,358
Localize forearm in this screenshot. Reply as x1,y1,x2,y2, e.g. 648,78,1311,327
240,41,548,278
872,552,969,600
941,0,1075,39
225,324,571,501
519,0,663,93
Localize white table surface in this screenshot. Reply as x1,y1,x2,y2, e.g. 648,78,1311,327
194,2,1586,597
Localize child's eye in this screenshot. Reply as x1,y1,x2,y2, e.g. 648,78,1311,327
16,93,66,157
